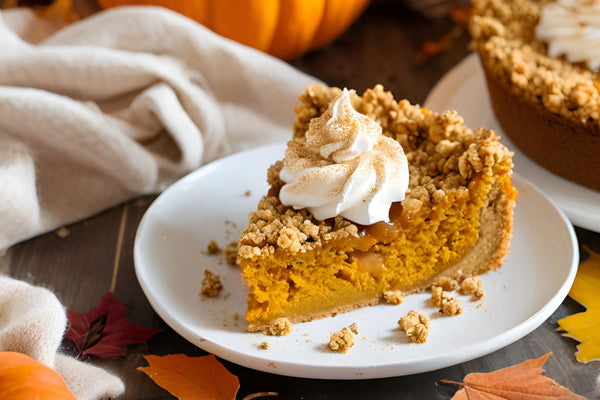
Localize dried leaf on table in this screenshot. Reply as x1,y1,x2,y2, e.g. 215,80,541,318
138,353,240,400
416,5,471,63
449,4,472,27
558,245,600,363
438,353,586,399
416,25,462,63
65,291,161,359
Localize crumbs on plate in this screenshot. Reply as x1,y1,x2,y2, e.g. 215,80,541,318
224,241,238,266
348,322,358,335
461,276,486,300
431,286,462,316
398,310,431,344
329,327,355,353
205,240,221,255
264,317,292,336
200,269,222,297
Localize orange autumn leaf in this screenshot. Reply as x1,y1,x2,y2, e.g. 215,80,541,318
557,245,600,363
416,25,462,63
439,353,585,400
138,354,239,400
449,4,472,27
416,5,471,63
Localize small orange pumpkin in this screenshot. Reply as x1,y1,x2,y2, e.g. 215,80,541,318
97,0,371,60
0,352,76,400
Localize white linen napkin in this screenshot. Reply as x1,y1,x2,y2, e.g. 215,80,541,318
0,5,321,250
0,5,322,399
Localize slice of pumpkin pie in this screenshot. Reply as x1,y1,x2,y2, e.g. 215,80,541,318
237,85,516,333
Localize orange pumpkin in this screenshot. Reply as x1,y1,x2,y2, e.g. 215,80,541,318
97,0,371,60
0,352,76,400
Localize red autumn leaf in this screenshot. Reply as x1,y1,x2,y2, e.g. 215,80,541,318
439,353,586,399
138,353,240,400
65,291,161,359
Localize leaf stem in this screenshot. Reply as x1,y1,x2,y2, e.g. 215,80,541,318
436,380,465,388
241,392,279,400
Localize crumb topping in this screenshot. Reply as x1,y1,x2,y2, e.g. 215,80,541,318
200,269,222,297
431,286,463,316
461,276,486,300
348,323,359,335
398,310,431,344
433,276,459,291
225,242,238,266
205,240,221,255
55,227,71,238
470,0,600,127
264,318,292,336
238,84,513,258
259,341,269,350
329,327,355,353
383,290,404,305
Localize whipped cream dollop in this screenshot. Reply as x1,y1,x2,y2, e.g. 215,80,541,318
535,0,600,71
279,89,409,225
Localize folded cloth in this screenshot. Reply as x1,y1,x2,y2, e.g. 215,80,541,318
0,276,125,399
0,5,323,399
0,5,321,250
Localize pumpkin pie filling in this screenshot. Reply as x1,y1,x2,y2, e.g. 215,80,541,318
238,84,516,333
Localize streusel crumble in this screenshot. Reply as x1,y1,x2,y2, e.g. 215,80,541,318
398,310,431,344
200,269,222,297
238,85,516,333
431,286,463,316
461,276,486,300
329,327,355,353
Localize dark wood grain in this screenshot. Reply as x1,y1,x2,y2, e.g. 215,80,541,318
3,2,600,399
292,4,471,104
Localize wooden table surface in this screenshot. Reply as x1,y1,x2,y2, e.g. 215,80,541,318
3,2,600,399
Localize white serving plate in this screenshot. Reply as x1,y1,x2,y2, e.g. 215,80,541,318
134,142,578,379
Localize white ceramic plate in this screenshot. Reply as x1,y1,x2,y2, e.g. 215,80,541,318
424,52,600,232
134,142,578,379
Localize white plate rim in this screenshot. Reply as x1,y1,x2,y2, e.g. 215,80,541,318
424,52,600,232
134,142,579,379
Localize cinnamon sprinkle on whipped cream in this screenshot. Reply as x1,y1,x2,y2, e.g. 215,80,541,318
279,88,409,225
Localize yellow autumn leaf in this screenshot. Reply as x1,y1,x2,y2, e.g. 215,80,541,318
557,245,600,363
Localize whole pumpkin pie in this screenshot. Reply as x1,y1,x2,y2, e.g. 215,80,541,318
470,0,600,191
237,84,516,333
